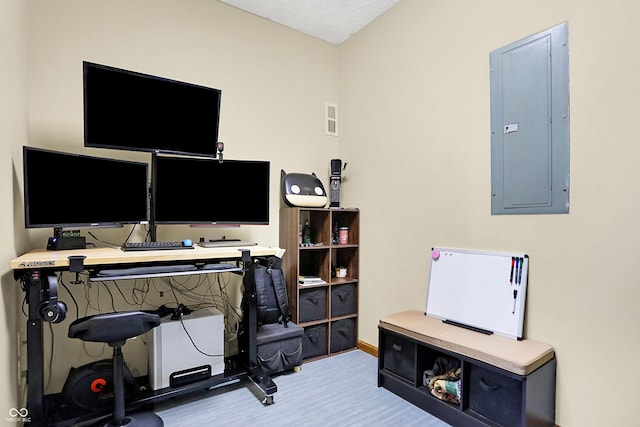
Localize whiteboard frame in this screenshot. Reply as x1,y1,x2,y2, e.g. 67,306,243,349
425,247,528,340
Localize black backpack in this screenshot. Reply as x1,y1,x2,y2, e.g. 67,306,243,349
253,259,291,327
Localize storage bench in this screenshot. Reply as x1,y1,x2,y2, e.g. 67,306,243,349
378,310,556,427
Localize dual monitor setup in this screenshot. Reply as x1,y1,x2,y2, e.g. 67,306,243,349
24,61,270,249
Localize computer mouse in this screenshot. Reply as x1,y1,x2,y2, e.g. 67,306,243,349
182,239,193,247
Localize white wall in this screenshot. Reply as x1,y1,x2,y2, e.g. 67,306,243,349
1,0,28,423
340,0,640,426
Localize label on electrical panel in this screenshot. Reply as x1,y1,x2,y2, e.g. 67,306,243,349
504,123,519,134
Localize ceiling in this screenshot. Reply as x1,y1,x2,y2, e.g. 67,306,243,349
218,0,401,45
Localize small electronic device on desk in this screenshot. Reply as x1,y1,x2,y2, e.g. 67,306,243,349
198,237,257,248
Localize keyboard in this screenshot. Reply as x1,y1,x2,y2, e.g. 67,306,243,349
121,241,194,251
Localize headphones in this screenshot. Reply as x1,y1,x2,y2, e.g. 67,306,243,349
39,274,67,323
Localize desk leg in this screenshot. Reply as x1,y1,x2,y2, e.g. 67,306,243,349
244,279,258,366
25,271,45,425
240,252,259,367
248,370,277,405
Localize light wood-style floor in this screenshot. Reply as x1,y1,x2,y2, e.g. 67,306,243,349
155,350,451,426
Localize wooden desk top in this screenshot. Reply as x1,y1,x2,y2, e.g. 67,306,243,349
11,245,280,270
380,310,555,376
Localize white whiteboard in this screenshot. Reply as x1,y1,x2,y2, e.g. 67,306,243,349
425,247,528,340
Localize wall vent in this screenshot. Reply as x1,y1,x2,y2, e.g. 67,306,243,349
325,102,338,136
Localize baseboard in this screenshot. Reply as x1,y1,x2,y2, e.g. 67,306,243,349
357,340,378,357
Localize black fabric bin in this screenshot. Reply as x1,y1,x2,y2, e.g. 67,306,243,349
331,283,357,317
330,318,356,353
468,364,523,426
382,333,416,382
256,322,303,374
302,324,328,359
299,287,327,322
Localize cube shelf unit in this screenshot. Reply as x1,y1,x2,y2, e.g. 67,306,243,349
279,207,359,360
378,311,556,427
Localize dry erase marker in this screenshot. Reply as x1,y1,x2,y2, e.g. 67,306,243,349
510,257,515,284
517,257,523,285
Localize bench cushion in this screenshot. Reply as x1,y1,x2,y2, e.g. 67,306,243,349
379,310,554,376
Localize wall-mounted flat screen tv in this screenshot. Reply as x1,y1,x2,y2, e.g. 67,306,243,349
152,155,270,225
23,146,149,229
83,61,221,157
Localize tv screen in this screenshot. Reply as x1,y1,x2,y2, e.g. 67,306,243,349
83,61,221,157
23,146,149,229
152,156,270,225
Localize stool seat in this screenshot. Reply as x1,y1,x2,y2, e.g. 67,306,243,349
69,311,160,347
68,311,163,426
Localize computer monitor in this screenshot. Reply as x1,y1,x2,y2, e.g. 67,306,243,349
152,155,270,225
23,146,149,230
83,61,222,157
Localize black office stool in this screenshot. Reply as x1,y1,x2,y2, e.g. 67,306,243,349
68,311,163,427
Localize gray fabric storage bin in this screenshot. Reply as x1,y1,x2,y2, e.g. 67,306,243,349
302,324,328,359
256,322,303,374
299,287,327,322
382,333,416,381
469,364,523,426
331,283,357,317
330,318,356,353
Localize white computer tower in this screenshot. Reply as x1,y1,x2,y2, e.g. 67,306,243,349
148,307,225,390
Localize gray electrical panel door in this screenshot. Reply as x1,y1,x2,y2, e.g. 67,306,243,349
490,23,569,214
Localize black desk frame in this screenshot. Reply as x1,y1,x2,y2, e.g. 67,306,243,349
14,249,277,427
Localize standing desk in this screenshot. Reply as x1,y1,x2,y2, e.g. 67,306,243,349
11,245,281,427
